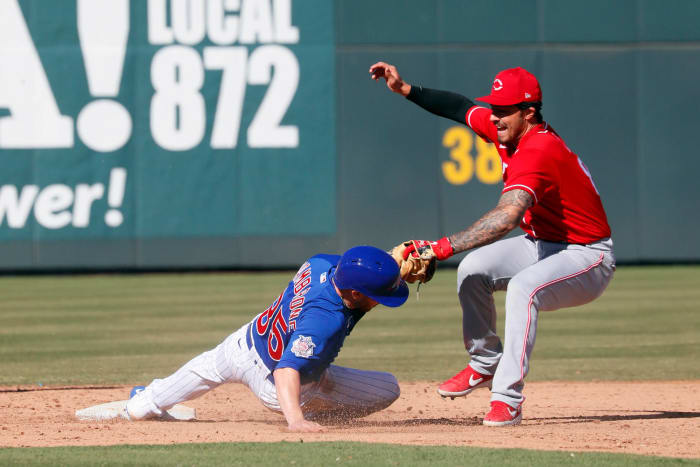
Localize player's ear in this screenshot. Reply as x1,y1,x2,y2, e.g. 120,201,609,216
350,290,376,307
523,105,540,123
350,290,364,302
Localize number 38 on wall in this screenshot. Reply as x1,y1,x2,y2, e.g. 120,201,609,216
441,126,502,185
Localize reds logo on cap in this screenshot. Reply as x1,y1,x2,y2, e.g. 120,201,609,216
478,67,542,106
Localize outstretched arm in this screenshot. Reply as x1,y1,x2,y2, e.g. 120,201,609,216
369,61,474,124
393,189,533,262
448,189,533,253
273,367,325,432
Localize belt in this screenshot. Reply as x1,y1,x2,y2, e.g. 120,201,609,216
246,323,254,350
533,236,611,248
245,323,275,383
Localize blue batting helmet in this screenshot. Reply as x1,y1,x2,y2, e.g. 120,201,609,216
334,245,408,308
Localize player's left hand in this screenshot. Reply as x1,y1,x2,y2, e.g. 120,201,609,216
286,419,325,433
369,62,411,96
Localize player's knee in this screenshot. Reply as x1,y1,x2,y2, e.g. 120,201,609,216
384,373,400,403
364,371,400,408
457,254,492,292
505,277,539,311
371,374,400,412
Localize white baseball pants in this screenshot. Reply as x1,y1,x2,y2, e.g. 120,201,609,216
456,234,616,408
126,322,400,420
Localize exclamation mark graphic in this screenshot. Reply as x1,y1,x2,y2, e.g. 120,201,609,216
105,167,127,227
76,0,131,152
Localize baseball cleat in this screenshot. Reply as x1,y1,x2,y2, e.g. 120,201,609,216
437,365,493,398
483,401,522,427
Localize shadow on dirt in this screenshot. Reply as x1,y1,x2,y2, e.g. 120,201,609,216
532,410,700,424
334,416,483,428
328,411,700,428
0,385,123,393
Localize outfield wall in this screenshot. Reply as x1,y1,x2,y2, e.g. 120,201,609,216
1,0,699,270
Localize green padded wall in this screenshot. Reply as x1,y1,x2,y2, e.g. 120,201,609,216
1,0,698,269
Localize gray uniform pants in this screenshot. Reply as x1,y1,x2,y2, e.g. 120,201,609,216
457,234,615,408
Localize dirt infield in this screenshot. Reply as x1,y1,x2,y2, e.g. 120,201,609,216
1,380,698,458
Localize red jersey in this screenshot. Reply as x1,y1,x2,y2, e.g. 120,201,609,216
465,106,611,244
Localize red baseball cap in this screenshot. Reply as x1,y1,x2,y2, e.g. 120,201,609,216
476,67,542,106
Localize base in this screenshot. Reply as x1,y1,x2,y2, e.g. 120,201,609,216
75,400,196,421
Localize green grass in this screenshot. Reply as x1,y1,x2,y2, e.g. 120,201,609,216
0,442,698,466
1,266,699,385
1,266,699,464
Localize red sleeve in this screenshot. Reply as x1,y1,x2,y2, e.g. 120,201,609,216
502,148,556,204
465,106,497,144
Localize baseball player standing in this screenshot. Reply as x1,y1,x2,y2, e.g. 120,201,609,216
89,246,408,432
370,62,616,426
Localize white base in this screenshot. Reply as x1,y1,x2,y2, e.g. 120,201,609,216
75,400,196,421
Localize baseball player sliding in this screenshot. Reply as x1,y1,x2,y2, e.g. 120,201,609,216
371,62,616,426
79,246,408,432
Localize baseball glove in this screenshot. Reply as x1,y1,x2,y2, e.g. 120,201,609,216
390,241,437,284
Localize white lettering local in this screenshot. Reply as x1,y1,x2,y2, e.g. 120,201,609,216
148,0,299,45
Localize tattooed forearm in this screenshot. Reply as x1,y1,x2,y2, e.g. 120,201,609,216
448,189,533,253
448,208,515,252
